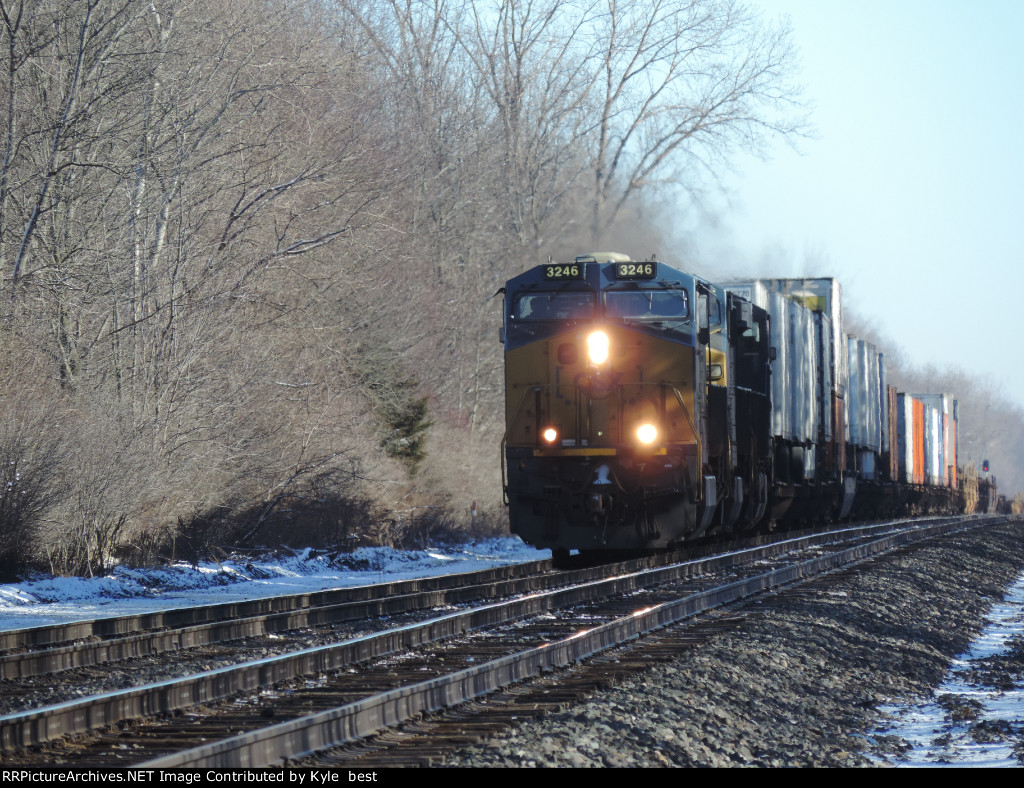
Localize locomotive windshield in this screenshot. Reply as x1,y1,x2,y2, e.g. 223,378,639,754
604,289,689,320
514,291,595,321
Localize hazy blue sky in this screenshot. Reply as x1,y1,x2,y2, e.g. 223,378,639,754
686,0,1024,409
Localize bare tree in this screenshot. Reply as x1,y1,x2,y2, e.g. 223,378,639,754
0,0,411,570
1,0,151,300
0,0,815,573
457,0,600,250
585,0,805,243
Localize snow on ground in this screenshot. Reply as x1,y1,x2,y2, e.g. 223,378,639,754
875,570,1024,766
0,538,544,632
6,537,1024,767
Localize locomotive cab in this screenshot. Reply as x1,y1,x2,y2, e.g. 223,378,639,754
502,253,772,554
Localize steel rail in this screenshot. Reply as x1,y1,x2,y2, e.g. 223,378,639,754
141,515,993,768
0,578,554,680
0,515,998,755
0,530,826,680
0,517,935,680
0,559,553,654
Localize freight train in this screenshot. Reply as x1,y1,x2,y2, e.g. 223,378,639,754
501,253,993,560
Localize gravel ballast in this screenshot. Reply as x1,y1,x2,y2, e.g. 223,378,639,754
439,518,1024,767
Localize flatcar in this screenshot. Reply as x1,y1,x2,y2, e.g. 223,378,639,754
501,253,977,559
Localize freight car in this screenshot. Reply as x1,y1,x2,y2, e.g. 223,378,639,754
501,253,979,559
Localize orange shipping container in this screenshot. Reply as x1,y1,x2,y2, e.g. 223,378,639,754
897,393,916,485
913,398,925,486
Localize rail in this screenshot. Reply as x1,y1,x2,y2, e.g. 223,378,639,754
0,515,1003,761
142,515,999,767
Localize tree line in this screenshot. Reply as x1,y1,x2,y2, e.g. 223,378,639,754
0,0,807,576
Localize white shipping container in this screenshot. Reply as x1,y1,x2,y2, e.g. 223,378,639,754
815,313,833,443
923,404,942,486
896,393,916,485
880,359,889,456
769,291,790,439
919,394,958,488
950,399,959,488
847,337,884,453
726,279,836,449
723,280,769,310
766,278,845,400
788,295,818,444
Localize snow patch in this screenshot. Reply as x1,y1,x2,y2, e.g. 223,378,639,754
0,538,543,631
875,571,1024,767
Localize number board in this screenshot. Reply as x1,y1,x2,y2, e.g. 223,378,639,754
614,262,657,280
543,263,583,280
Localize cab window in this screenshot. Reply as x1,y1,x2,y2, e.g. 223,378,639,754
708,295,722,327
604,289,689,320
513,292,594,321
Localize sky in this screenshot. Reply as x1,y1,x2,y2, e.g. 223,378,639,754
685,0,1024,409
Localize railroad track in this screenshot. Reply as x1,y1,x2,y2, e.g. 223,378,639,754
307,611,755,768
0,557,556,677
0,514,1003,767
0,554,608,714
0,525,843,703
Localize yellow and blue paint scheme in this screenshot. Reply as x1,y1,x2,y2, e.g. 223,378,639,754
502,254,720,553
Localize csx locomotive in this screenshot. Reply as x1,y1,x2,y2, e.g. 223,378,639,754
501,253,976,559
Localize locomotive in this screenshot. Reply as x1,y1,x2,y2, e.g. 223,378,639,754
501,253,979,560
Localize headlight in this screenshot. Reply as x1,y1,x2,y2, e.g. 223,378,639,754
541,427,559,444
636,423,658,445
587,330,610,365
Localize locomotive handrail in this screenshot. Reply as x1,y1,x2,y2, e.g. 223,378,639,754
500,386,537,503
668,384,704,506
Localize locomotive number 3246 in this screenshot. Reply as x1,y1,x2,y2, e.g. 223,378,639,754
544,264,582,280
615,262,656,279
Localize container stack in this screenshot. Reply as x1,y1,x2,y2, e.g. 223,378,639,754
725,278,844,482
